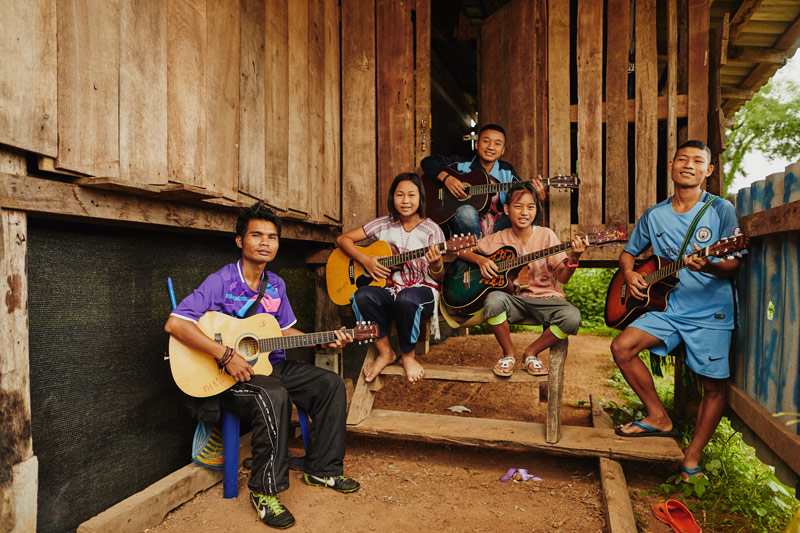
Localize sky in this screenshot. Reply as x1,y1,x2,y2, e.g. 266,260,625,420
727,52,800,193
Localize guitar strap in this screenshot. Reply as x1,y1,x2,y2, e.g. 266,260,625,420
243,273,270,318
676,192,718,260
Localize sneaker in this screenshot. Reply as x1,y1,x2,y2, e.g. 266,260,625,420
303,474,360,493
249,491,295,529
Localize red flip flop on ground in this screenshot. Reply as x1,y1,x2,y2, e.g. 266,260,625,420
651,499,702,533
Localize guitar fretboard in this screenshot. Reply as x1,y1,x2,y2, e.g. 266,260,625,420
465,240,589,283
464,177,563,197
257,328,356,353
378,242,447,268
642,249,710,285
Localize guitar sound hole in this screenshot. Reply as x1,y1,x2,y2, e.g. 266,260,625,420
237,337,259,362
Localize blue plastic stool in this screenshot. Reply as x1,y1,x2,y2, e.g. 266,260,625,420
222,407,310,499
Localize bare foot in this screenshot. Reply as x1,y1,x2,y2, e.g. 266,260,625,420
363,351,395,382
401,355,425,383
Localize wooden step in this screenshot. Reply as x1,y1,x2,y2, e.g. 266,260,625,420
379,362,547,383
348,409,684,463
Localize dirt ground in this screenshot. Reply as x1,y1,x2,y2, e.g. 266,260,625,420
151,332,683,532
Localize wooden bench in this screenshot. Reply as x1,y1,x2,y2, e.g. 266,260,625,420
346,316,569,444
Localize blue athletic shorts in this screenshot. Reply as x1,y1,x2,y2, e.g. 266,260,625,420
629,312,732,379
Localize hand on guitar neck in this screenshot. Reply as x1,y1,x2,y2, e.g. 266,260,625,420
438,169,547,202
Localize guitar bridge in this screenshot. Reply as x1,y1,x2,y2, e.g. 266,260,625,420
463,271,470,289
620,283,626,304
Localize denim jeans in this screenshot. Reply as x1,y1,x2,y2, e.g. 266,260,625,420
450,205,511,237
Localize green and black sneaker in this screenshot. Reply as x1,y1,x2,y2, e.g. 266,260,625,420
303,474,361,493
249,491,295,529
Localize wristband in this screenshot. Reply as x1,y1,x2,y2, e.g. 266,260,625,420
564,258,579,270
441,175,450,185
430,263,444,275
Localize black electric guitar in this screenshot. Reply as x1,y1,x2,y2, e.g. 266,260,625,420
604,235,749,330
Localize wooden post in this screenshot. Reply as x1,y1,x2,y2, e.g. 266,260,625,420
414,0,431,171
707,14,730,196
605,0,630,228
635,0,658,221
0,208,36,532
346,346,378,425
547,0,571,243
687,0,709,143
545,339,568,443
314,265,341,374
666,0,678,197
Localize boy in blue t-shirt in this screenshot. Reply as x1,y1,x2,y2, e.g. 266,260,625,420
610,140,742,482
165,202,358,529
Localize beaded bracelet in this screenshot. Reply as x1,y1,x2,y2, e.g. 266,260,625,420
218,347,234,366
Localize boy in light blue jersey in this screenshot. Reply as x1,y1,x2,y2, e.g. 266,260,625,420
610,140,742,482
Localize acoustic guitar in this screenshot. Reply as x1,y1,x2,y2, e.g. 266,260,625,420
422,167,580,225
604,235,749,330
169,311,378,397
442,228,628,314
325,234,477,306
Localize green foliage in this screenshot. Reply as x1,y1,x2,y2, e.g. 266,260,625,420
723,76,800,194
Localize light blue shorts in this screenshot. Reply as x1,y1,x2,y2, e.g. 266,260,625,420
629,312,732,379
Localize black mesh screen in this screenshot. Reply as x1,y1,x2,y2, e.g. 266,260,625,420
28,219,313,532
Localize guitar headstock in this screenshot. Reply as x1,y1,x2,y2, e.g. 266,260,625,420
444,233,479,253
706,235,750,260
353,322,380,342
545,174,581,189
586,227,628,245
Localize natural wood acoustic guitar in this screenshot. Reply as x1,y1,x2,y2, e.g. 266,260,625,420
422,167,580,225
325,234,477,306
604,235,749,330
169,311,378,397
441,228,628,314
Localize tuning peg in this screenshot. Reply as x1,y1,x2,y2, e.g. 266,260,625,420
736,252,743,257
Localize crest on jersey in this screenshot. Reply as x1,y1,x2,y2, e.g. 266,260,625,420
695,227,712,243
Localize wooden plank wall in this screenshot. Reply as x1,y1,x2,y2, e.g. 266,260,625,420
0,0,342,228
547,0,571,243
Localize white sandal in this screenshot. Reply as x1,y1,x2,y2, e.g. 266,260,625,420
493,356,516,377
523,355,549,376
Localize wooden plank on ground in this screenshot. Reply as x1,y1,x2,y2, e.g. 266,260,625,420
349,409,684,462
341,0,377,231
605,0,629,228
0,0,56,157
635,0,658,221
687,0,709,142
576,0,603,230
347,346,378,425
239,0,267,201
414,0,431,171
380,363,547,383
547,0,571,243
591,396,637,533
265,0,289,211
376,0,415,214
206,0,239,200
322,0,341,223
287,0,310,215
120,0,167,185
57,0,120,177
167,0,206,188
667,0,678,197
308,0,325,222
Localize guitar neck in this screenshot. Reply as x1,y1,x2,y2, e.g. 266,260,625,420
496,242,573,271
257,328,354,353
378,242,446,268
642,249,709,285
466,177,562,197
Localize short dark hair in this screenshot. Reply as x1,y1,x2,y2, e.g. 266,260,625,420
505,181,543,225
387,172,426,221
479,124,506,139
675,139,712,162
235,201,282,239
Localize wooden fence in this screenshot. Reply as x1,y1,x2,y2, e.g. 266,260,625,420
731,161,800,491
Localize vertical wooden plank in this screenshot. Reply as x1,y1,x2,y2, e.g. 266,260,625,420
120,0,167,186
414,0,431,171
677,0,689,146
605,0,629,227
479,10,504,127
341,0,376,231
308,0,325,222
547,0,571,242
239,0,267,201
287,0,310,214
376,0,415,214
206,0,239,199
57,0,120,177
0,0,56,157
635,0,658,220
666,0,678,197
576,0,603,230
167,0,206,187
687,0,709,142
707,14,729,196
508,1,535,181
323,0,341,223
534,0,548,181
265,0,289,211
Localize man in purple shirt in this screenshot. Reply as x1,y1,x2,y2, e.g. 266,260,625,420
165,202,358,529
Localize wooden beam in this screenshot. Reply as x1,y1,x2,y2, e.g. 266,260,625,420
591,396,638,533
728,46,788,65
728,383,800,476
569,94,689,123
349,409,685,462
721,86,757,100
737,199,800,238
0,172,338,242
727,0,764,44
379,363,547,383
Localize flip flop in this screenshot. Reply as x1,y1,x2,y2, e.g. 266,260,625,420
493,356,515,377
523,355,549,376
652,499,702,533
680,465,704,482
614,419,678,438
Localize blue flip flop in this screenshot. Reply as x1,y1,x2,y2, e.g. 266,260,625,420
614,419,678,438
680,465,704,481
